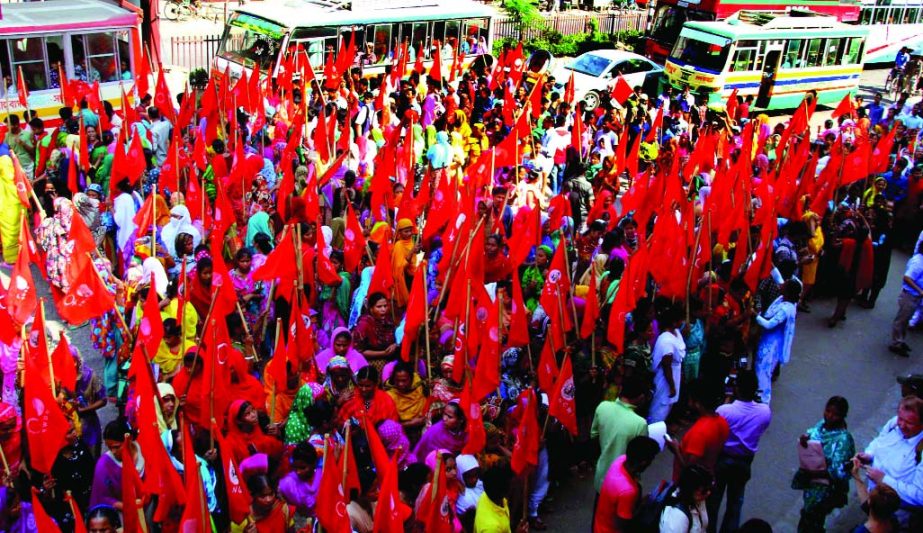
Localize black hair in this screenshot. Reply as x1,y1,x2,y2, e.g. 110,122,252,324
163,318,181,337
253,232,273,254
826,395,849,418
482,463,513,502
291,441,319,465
356,365,380,383
738,518,773,533
103,419,131,442
367,291,387,309
736,370,759,400
86,505,122,528
620,377,648,401
390,361,415,383
625,436,660,467
306,398,335,429
676,464,714,505
196,256,213,273
246,474,273,496
234,247,253,262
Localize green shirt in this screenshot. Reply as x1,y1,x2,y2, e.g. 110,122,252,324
591,399,648,491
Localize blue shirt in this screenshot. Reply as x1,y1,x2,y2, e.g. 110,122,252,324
866,102,885,128
896,51,910,69
901,253,923,295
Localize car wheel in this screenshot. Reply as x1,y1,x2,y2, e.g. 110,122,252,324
583,90,600,111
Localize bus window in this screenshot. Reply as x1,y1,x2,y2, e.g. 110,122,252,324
671,36,730,73
805,38,823,67
412,22,429,59
368,24,391,64
783,39,801,68
823,38,841,66
117,31,131,81
844,37,864,64
85,32,120,82
291,27,337,67
11,37,49,91
860,8,873,25
731,41,758,72
873,7,887,24
462,18,488,54
219,13,286,71
445,20,460,49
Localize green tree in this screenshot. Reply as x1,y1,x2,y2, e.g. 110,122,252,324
502,0,545,41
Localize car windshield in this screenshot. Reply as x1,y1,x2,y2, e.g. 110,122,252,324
671,35,729,73
218,13,286,70
567,54,611,77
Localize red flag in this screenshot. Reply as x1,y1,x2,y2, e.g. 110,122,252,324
66,149,79,195
373,454,412,533
400,261,428,361
461,381,486,454
212,181,235,236
413,50,425,75
571,111,584,154
646,107,663,142
537,336,559,394
5,221,37,327
343,204,367,273
78,117,90,172
368,240,394,298
316,441,351,533
31,488,62,533
510,389,541,475
179,422,212,531
65,491,88,533
16,66,29,109
313,105,331,163
831,92,856,119
610,74,633,105
153,67,176,122
841,137,872,186
315,220,342,286
564,71,575,104
138,274,165,358
252,227,298,281
135,44,151,96
54,260,116,326
212,420,252,523
121,435,148,533
508,269,530,348
539,241,573,332
125,131,146,185
10,152,33,208
418,455,454,533
23,329,69,473
193,129,208,171
429,41,443,82
50,333,78,393
471,289,501,401
58,64,73,107
209,236,239,313
726,88,739,121
549,355,578,435
580,269,600,339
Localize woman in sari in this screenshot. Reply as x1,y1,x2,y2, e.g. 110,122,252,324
391,218,420,308
315,327,368,375
234,475,295,533
245,209,274,248
484,234,511,283
229,248,267,330
385,361,429,442
155,382,178,433
755,280,801,404
430,355,464,422
34,197,79,292
74,350,107,457
323,356,357,408
223,399,284,467
161,204,201,258
352,292,398,372
90,421,145,509
795,396,855,532
284,383,323,446
337,365,399,425
185,255,214,319
414,401,468,460
522,245,552,312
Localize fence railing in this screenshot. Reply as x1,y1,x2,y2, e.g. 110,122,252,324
166,9,649,72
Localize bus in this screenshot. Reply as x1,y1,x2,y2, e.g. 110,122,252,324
212,0,496,84
859,0,923,63
0,0,142,125
663,11,868,110
645,0,861,63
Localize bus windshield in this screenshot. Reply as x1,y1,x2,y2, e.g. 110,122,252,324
566,54,611,77
651,6,714,42
671,35,730,73
219,13,286,70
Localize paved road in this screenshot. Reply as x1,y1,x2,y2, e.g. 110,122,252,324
543,67,922,532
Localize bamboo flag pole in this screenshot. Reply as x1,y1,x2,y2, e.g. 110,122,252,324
422,264,432,379
209,318,217,449
270,318,282,423
38,300,56,398
341,422,352,487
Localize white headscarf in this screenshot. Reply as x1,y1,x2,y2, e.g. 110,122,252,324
161,204,201,257
141,257,169,297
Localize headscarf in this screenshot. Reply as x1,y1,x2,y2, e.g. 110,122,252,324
348,266,375,328
377,419,414,467
245,210,273,248
453,110,472,139
320,226,333,255
284,384,315,445
140,257,169,297
315,327,368,374
323,356,356,401
426,131,452,169
161,204,202,257
579,253,609,286
155,383,177,432
223,399,283,466
329,217,346,249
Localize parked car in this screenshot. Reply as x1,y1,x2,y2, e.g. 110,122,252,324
552,50,663,110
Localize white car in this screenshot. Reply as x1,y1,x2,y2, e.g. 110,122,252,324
552,50,663,110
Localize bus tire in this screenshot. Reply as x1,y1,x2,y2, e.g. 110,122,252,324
164,3,182,21
583,90,601,111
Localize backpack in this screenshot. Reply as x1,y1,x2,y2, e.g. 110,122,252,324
630,481,693,533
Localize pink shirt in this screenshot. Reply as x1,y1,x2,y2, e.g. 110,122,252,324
594,455,639,533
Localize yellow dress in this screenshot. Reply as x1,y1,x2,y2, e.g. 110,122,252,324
0,154,23,264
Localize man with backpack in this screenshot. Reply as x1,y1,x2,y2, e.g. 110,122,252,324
593,436,660,533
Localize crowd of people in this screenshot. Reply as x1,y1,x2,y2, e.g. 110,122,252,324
0,38,921,533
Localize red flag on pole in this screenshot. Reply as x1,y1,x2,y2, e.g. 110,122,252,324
510,389,541,475
54,260,116,326
610,74,633,105
461,381,487,454
154,67,176,122
400,261,428,361
50,333,78,393
646,107,663,142
429,41,443,82
138,275,165,358
212,420,252,523
31,488,62,533
316,441,352,533
179,421,212,531
343,204,367,273
418,456,454,533
5,220,37,327
121,435,149,533
508,269,530,347
23,325,69,473
373,454,412,533
831,92,857,119
549,355,578,435
537,336,559,393
16,66,29,109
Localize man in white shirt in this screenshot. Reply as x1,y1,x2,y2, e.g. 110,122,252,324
856,395,923,524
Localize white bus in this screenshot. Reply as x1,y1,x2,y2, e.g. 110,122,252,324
212,0,496,83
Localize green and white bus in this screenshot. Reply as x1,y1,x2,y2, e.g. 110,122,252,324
212,0,496,82
664,10,868,110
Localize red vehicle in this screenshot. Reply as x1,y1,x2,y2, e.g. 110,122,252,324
644,0,861,63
